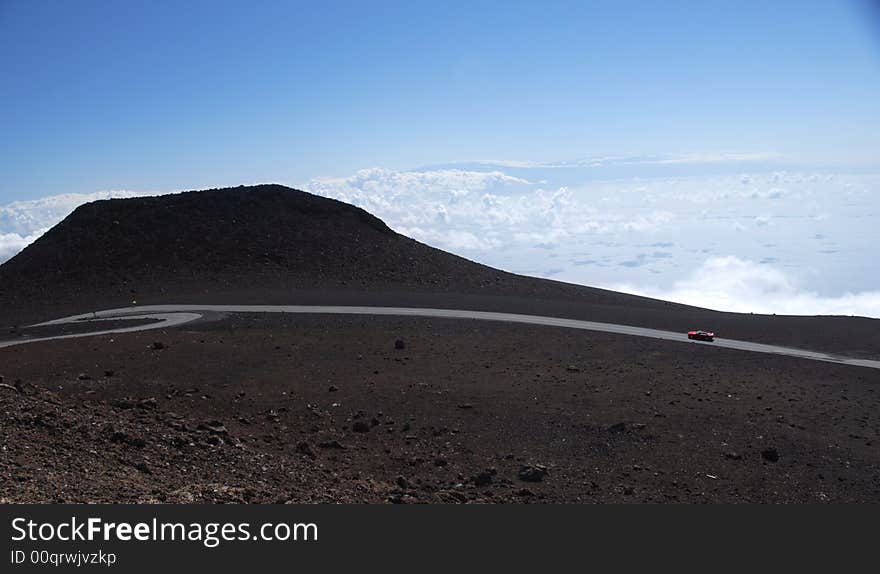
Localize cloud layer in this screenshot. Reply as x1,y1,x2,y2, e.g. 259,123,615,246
0,190,146,261
611,256,880,317
1,165,878,318
305,167,880,318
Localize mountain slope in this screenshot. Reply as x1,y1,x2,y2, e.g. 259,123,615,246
0,185,657,313
0,184,877,356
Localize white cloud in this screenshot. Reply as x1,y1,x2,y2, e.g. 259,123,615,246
0,231,42,262
0,190,150,263
436,151,785,170
305,168,674,256
611,256,880,318
632,151,786,165
1,165,877,320
305,167,880,316
0,191,145,236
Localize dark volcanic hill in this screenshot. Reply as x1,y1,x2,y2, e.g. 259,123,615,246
1,184,878,355
0,185,660,315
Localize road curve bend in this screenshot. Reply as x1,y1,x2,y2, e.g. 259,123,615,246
2,304,879,370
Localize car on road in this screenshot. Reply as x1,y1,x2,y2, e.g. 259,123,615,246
687,330,715,342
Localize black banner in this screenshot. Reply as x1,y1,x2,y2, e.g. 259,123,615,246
0,504,873,572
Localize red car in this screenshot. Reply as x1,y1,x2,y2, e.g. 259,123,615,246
687,330,715,342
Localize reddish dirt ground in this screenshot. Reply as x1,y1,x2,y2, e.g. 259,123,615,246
2,314,878,503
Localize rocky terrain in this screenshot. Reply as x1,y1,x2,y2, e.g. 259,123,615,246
1,315,878,503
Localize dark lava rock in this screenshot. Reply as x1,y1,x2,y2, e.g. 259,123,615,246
566,365,581,373
394,339,406,350
77,373,91,380
352,421,371,433
328,385,338,392
318,440,346,449
725,452,743,461
110,431,146,448
518,465,548,482
128,437,147,448
103,370,115,378
138,397,158,409
295,442,316,459
151,341,165,350
608,422,627,433
396,476,409,489
761,448,779,462
474,471,494,487
199,421,229,435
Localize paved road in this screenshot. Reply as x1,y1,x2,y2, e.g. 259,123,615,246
2,304,879,370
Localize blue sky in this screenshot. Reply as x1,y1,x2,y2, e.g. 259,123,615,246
2,1,880,316
2,0,879,200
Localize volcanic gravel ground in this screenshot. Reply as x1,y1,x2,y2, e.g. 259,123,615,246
2,314,878,503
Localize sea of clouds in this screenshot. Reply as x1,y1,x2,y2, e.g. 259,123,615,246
2,161,878,318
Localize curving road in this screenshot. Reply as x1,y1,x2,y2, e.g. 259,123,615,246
2,304,879,370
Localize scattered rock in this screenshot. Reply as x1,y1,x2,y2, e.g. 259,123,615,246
725,452,743,461
396,476,409,489
295,442,316,459
516,488,535,497
199,421,229,435
518,465,548,482
761,448,779,462
474,471,494,487
110,431,146,448
328,385,338,392
566,365,581,373
352,421,371,433
608,422,627,433
77,373,91,380
103,370,115,378
113,398,136,410
394,339,406,350
151,341,165,350
458,403,474,409
134,462,151,474
318,440,346,449
138,397,158,409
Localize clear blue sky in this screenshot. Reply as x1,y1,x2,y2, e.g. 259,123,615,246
2,0,879,201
